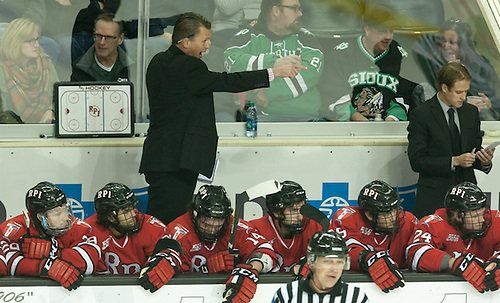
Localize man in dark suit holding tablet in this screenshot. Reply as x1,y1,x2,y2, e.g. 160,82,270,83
408,62,495,219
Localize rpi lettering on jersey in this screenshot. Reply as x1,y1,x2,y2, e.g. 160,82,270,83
362,188,379,200
449,188,466,198
105,252,140,274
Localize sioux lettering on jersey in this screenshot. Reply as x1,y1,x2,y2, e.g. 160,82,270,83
348,71,399,93
2,222,22,238
172,224,189,240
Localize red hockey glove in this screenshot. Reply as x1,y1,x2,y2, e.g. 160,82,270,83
38,256,83,290
484,258,500,292
294,256,310,280
19,236,59,259
360,250,405,293
222,264,259,303
206,249,236,273
139,251,180,293
452,253,486,293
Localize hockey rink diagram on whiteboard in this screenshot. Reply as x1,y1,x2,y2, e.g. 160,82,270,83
57,84,133,136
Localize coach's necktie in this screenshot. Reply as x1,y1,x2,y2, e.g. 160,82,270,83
448,108,461,155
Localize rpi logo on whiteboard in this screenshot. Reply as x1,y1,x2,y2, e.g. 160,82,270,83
54,81,134,138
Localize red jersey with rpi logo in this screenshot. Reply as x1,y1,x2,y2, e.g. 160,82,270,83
85,214,179,275
166,213,277,273
250,214,322,272
406,208,500,272
330,206,417,271
0,214,101,276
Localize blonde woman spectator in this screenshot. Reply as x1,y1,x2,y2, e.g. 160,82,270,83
0,18,59,123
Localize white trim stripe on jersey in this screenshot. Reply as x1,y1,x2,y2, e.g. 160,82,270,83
284,78,300,98
247,56,258,71
10,254,23,276
345,238,370,251
409,244,433,271
73,245,95,275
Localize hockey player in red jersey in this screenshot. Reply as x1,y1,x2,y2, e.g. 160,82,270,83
406,182,500,293
85,182,182,293
166,185,278,303
250,180,322,273
330,180,417,293
0,182,101,290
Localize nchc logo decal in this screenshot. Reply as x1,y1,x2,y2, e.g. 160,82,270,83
308,182,417,220
56,184,149,220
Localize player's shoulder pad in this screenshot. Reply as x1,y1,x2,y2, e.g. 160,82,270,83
170,223,190,241
418,214,444,227
1,220,24,239
146,216,167,229
237,218,254,234
404,211,419,225
74,218,93,231
333,206,358,220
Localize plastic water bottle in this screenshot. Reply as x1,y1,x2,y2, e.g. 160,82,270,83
245,102,258,137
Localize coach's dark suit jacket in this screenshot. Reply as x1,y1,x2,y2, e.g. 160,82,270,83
407,95,490,219
139,45,269,177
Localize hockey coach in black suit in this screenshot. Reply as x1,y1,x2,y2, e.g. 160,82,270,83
139,12,306,225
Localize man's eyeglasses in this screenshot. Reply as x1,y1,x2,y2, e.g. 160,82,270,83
25,36,41,46
278,5,303,13
94,33,119,41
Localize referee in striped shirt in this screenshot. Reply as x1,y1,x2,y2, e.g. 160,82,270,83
272,231,370,303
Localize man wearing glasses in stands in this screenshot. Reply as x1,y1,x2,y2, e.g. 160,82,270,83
71,13,130,82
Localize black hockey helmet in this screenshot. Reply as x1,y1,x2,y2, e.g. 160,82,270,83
94,183,143,235
191,185,232,243
26,181,75,236
358,180,403,234
307,231,350,270
444,182,491,239
266,180,308,236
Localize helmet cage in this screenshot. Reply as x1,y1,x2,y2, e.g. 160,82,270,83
307,231,350,270
266,181,307,236
94,183,144,235
358,180,402,234
191,185,232,243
